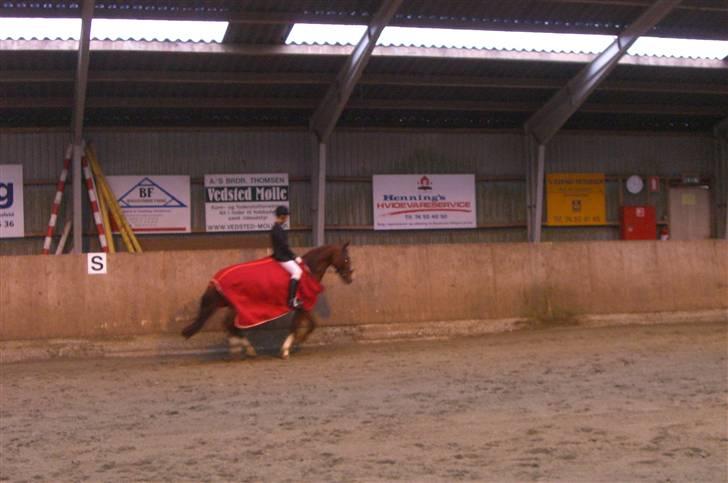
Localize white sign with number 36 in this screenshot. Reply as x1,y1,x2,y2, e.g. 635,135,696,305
0,164,24,238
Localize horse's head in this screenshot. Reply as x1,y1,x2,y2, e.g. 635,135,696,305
331,242,354,284
303,242,354,284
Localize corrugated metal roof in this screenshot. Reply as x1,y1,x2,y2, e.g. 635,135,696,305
0,0,234,20
349,84,554,104
88,50,343,73
0,106,720,132
562,112,722,132
223,23,292,45
1,1,725,131
611,62,728,84
365,55,580,79
0,82,73,98
81,108,312,127
589,89,728,108
1,0,726,40
286,39,611,57
85,82,326,99
0,50,76,70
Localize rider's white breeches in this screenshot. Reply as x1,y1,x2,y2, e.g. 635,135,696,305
279,260,302,280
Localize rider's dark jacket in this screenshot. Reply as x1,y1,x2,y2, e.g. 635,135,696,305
271,222,296,261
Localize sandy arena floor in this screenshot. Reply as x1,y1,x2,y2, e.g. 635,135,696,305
1,322,727,482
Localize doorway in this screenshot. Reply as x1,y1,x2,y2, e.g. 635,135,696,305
668,186,711,240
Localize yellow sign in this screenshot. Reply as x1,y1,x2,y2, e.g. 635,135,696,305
681,193,696,206
546,173,606,226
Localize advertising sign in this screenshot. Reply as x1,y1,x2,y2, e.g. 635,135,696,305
546,173,606,226
106,175,190,233
205,173,289,232
373,174,476,230
0,165,24,238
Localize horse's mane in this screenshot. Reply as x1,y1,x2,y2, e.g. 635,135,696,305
302,244,337,265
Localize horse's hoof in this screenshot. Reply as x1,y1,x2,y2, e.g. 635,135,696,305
280,350,290,360
244,349,258,358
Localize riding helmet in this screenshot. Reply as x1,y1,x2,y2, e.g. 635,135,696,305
275,205,290,216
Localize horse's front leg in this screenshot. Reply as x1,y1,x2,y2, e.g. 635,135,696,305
280,310,307,360
296,310,318,345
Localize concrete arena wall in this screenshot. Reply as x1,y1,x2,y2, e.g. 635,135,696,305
1,241,726,342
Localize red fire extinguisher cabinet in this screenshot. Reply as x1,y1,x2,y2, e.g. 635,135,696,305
620,205,656,240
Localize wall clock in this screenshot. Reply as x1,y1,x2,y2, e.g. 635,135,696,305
626,175,644,194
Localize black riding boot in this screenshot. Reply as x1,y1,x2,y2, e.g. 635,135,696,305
287,278,302,309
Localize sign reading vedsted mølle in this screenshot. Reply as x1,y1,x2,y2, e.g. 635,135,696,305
205,173,289,232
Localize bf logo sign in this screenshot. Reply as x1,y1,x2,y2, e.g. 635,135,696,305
87,253,107,275
139,187,154,198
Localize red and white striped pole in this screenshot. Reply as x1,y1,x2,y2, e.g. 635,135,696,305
42,144,73,255
82,155,108,252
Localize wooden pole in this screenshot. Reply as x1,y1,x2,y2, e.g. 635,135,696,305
55,219,72,255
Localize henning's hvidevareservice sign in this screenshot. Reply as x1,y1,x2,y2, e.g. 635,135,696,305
0,164,24,238
205,173,289,232
106,175,191,233
373,174,476,230
546,173,606,226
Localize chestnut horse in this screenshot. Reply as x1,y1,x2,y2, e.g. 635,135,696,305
181,243,353,359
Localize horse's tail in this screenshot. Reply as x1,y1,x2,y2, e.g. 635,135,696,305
182,284,221,339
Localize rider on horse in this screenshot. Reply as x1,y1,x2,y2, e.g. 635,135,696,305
271,205,303,309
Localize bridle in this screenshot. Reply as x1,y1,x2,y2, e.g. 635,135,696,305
305,245,352,281
332,253,353,280
334,264,351,278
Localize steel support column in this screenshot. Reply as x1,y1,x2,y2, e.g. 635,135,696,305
71,0,94,253
525,135,546,242
714,118,728,239
311,139,327,247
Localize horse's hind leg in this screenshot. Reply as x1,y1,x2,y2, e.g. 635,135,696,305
223,314,257,358
228,335,257,358
182,285,221,339
231,335,257,358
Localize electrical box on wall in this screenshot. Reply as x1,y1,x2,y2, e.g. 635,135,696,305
620,205,657,240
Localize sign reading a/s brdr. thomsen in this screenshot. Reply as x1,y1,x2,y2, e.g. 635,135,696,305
0,164,24,238
373,174,476,230
205,173,289,232
546,173,606,226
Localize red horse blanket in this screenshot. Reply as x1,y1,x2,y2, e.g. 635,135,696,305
211,257,323,329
